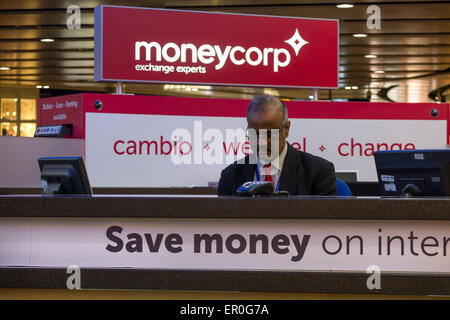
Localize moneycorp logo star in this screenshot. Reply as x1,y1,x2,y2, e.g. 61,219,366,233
285,28,309,56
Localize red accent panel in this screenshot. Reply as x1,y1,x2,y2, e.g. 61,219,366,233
37,94,84,139
83,94,448,120
38,93,448,140
97,6,338,88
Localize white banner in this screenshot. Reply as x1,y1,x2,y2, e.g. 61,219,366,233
1,217,450,274
85,112,447,187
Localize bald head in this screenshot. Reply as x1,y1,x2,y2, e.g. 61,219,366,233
246,94,291,158
246,94,288,126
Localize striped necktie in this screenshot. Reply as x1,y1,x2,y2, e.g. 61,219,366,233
262,163,273,182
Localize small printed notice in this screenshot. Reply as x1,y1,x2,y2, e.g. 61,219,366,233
384,183,397,192
381,175,395,182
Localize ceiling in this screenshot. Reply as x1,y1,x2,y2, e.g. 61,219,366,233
0,0,449,102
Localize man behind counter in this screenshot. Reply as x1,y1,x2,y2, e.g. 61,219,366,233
218,94,337,196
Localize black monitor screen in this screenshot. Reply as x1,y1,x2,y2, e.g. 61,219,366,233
38,157,92,195
374,149,450,197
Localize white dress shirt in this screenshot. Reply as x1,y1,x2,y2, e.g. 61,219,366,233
255,143,288,190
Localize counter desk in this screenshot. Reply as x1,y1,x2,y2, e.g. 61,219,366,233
1,195,450,299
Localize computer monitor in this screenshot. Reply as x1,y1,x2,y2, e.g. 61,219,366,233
374,149,450,197
335,170,358,183
38,157,92,195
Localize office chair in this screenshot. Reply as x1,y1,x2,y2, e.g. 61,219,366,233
337,178,352,196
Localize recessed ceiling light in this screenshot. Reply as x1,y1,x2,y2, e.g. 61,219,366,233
352,86,359,90
40,38,55,42
191,88,198,92
336,4,354,8
36,85,42,89
309,95,314,99
365,54,377,58
345,86,351,90
0,66,10,70
43,85,50,89
374,70,385,74
353,34,367,38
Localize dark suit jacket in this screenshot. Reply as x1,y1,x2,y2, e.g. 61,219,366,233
218,143,337,196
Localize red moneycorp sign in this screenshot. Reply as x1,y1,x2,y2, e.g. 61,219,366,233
94,6,339,89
